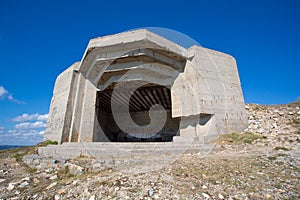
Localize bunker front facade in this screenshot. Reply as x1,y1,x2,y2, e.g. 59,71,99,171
45,29,248,144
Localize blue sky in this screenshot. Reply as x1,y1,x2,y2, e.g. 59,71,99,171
0,0,299,145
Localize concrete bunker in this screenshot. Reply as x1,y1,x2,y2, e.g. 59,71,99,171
45,29,248,145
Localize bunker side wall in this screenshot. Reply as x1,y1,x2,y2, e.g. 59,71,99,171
190,46,247,134
172,46,247,142
45,62,80,143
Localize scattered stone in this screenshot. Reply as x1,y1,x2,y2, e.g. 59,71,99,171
49,175,58,180
72,179,79,185
202,192,210,199
57,188,66,195
278,189,286,193
89,195,96,200
218,193,224,199
0,103,299,199
64,163,83,175
46,182,57,190
148,188,154,197
7,183,15,191
45,168,53,173
33,178,40,184
18,181,29,188
22,177,30,182
264,194,272,199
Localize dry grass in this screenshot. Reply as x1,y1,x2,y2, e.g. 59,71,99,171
274,146,290,151
218,132,264,144
293,118,300,125
0,140,58,162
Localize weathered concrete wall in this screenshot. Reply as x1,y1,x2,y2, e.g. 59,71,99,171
171,45,247,142
45,29,247,144
45,62,79,143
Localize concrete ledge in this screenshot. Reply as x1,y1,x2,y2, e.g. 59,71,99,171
38,142,219,160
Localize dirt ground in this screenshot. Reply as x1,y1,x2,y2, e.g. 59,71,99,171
0,103,299,199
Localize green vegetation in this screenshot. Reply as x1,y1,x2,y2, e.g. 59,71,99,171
295,98,300,105
277,153,287,157
12,153,23,162
27,167,37,174
37,140,58,147
292,118,300,125
4,140,58,162
267,156,276,161
100,180,108,186
58,166,70,176
267,153,287,161
274,146,290,151
290,98,300,106
219,132,263,144
253,105,261,110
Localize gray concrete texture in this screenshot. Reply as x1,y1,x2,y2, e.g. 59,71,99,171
45,29,248,147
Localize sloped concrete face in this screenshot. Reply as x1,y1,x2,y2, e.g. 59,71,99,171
45,29,247,144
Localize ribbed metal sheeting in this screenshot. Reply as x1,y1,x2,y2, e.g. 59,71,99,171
97,86,171,113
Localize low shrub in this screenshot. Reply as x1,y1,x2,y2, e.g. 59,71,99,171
219,132,263,144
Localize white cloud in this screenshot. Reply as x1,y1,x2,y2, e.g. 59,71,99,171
0,86,8,98
38,114,48,121
0,85,24,104
0,129,44,145
39,130,45,135
7,129,44,137
12,113,48,122
1,114,46,145
7,95,13,100
0,106,48,145
15,121,47,129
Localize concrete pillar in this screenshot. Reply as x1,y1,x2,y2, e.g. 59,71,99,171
78,79,98,142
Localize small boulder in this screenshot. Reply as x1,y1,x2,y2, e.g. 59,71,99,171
18,181,29,188
7,183,15,191
64,163,84,175
202,192,210,199
46,182,57,190
49,175,58,180
33,178,40,184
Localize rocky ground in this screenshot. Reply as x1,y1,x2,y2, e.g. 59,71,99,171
0,102,299,200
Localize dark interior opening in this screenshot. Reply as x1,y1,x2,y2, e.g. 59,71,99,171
95,85,180,142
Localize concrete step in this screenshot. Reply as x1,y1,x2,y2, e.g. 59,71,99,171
40,143,216,153
59,142,213,148
38,142,218,159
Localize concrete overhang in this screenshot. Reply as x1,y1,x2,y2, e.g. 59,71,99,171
78,29,189,78
98,66,178,91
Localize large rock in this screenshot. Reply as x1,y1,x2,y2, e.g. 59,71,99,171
64,163,84,176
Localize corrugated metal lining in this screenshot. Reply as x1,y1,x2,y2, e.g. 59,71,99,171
97,86,171,113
